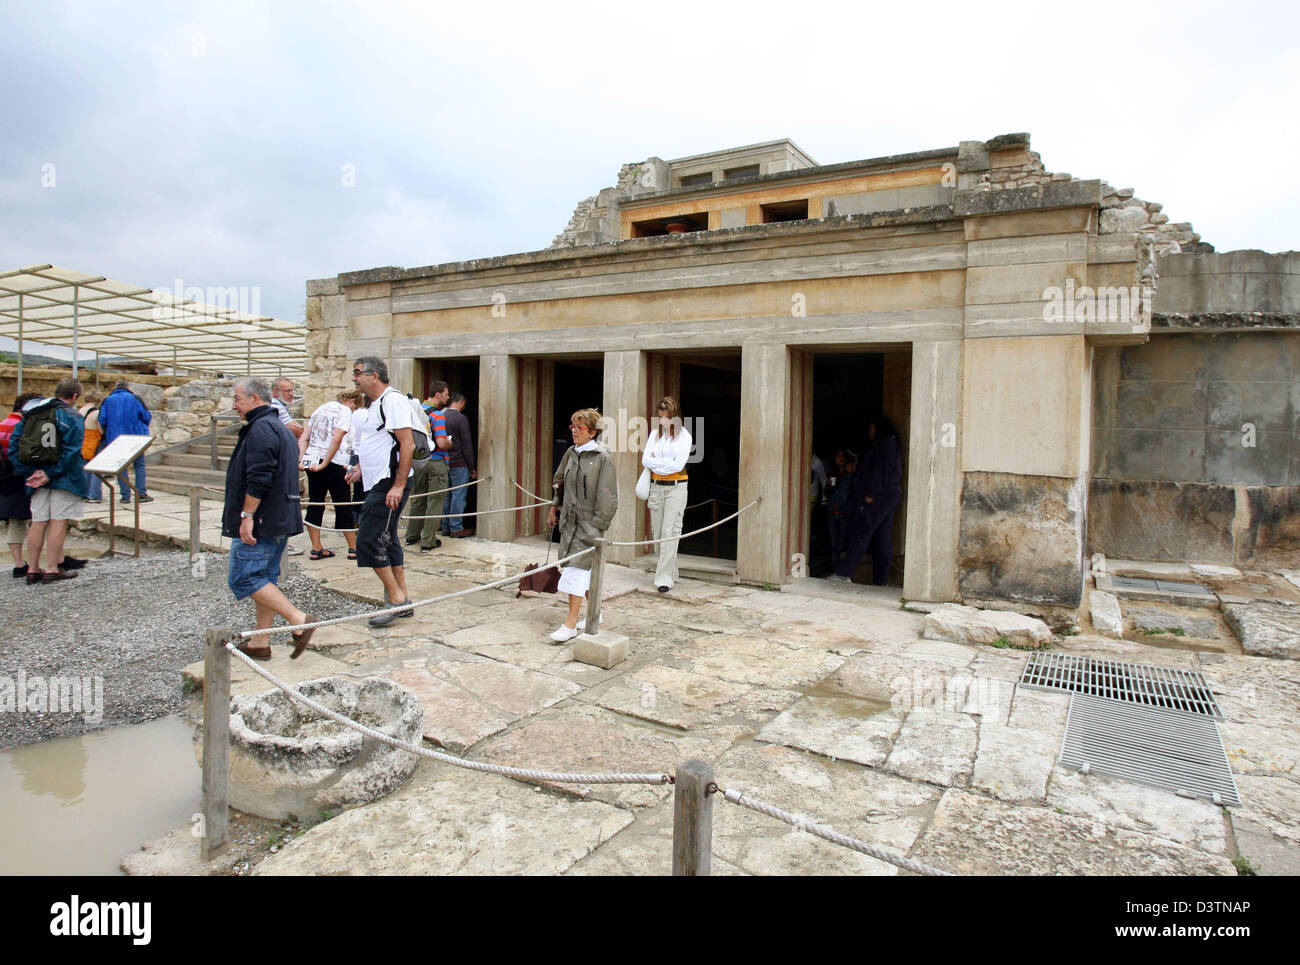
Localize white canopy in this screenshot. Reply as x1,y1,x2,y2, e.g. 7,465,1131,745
0,264,307,383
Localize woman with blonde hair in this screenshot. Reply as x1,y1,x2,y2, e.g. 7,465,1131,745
642,395,692,592
546,408,618,642
79,393,105,503
300,389,365,560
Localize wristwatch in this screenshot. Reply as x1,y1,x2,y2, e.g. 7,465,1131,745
240,511,254,519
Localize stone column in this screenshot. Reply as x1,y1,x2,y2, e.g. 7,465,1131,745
737,341,790,585
477,354,517,543
903,340,962,601
602,350,647,565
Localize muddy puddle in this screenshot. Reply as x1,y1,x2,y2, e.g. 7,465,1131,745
0,716,199,875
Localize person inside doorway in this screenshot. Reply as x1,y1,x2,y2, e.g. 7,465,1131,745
828,416,901,586
642,395,691,593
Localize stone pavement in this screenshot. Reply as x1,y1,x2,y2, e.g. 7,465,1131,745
158,529,1299,876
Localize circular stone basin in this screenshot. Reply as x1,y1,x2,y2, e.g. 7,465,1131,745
216,677,424,821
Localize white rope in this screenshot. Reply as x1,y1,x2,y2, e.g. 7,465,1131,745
608,499,759,547
223,641,670,785
719,788,954,876
300,475,484,508
511,477,553,504
401,499,550,521
240,546,595,638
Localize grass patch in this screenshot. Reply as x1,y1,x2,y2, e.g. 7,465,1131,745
1232,855,1259,876
1141,626,1186,637
989,636,1053,651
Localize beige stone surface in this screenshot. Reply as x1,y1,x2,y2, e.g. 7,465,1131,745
586,662,800,735
922,604,1053,649
883,711,978,786
756,697,904,767
711,743,942,876
254,760,634,875
471,704,727,809
913,789,1237,875
1045,767,1228,853
973,724,1058,802
672,634,846,690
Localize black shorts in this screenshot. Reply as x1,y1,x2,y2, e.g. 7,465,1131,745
355,482,409,569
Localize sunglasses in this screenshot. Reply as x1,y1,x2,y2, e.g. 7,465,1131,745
570,424,592,432
352,369,367,376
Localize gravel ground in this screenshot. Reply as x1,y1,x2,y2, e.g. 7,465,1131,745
0,550,366,749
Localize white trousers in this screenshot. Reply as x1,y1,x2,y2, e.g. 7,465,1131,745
648,481,687,588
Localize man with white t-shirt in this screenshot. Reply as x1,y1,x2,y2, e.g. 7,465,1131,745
345,356,416,627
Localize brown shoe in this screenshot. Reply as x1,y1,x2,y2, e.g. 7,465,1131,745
235,641,272,661
449,529,474,538
41,570,78,582
290,614,321,659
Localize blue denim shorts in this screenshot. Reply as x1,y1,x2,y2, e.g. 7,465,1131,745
227,534,288,600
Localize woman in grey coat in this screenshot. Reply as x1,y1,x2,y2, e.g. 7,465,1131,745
546,408,618,642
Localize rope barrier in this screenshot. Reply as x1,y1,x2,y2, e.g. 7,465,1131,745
717,787,954,876
401,499,550,521
240,546,595,638
299,475,484,508
608,499,759,547
224,642,670,786
511,477,552,504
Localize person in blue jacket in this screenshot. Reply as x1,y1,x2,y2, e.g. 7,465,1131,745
9,378,88,583
829,414,903,586
98,380,154,503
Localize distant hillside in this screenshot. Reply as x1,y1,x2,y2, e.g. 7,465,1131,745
0,352,122,369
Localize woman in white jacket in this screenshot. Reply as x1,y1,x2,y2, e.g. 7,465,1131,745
642,396,693,592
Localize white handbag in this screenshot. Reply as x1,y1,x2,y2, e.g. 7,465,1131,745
635,467,652,501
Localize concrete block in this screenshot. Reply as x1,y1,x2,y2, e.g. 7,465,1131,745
1103,429,1165,480
1208,380,1292,432
1089,590,1124,638
903,340,962,602
573,629,629,669
896,184,951,209
828,190,899,215
968,233,1087,269
1118,335,1209,382
719,207,746,228
1206,333,1295,382
1204,430,1290,486
1114,380,1207,430
1161,429,1206,482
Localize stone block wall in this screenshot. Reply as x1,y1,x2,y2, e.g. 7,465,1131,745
1090,330,1300,566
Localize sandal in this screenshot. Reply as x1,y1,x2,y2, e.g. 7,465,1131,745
291,613,321,660
346,549,357,560
236,641,272,662
309,549,335,560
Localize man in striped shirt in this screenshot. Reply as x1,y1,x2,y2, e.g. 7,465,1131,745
404,381,449,552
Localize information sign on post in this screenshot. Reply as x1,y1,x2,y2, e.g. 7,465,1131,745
86,434,154,558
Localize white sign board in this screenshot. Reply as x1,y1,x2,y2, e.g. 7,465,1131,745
85,434,154,475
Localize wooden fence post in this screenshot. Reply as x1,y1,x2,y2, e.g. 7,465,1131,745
672,758,713,876
189,487,201,563
201,627,233,861
585,537,606,629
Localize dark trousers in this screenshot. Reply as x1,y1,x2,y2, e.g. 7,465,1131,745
834,490,901,584
828,513,850,564
305,462,354,530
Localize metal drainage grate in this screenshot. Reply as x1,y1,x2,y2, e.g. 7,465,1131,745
1019,653,1223,717
1109,576,1214,596
1060,694,1240,806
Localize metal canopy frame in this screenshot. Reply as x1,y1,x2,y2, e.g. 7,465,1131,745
0,264,307,389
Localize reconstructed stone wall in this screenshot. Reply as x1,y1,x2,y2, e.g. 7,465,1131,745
154,378,236,445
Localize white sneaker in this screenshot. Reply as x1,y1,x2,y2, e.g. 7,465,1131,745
826,574,852,584
286,543,305,556
549,624,579,643
576,615,604,631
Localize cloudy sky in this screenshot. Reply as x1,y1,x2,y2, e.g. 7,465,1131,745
1,0,1297,357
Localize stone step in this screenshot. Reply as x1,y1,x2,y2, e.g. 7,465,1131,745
144,467,229,495
160,451,229,470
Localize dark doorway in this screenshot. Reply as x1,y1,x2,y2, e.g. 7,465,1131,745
677,357,741,560
552,359,604,475
420,357,481,522
810,351,909,584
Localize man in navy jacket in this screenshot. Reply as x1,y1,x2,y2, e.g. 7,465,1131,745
222,377,317,660
99,380,154,503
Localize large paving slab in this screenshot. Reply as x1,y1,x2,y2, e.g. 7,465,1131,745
912,789,1237,875
471,704,730,810
709,743,943,876
1223,601,1300,660
582,661,800,736
253,758,634,875
972,723,1058,803
383,654,582,753
882,711,978,787
1044,766,1228,854
564,803,750,876
663,634,846,690
756,695,904,768
1229,817,1300,876
1233,774,1300,844
1219,717,1300,779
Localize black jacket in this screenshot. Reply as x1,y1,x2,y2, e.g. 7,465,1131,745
222,405,304,540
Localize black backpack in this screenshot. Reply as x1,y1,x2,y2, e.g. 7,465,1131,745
16,399,64,466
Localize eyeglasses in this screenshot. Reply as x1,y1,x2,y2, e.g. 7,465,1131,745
352,369,366,376
569,424,590,432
